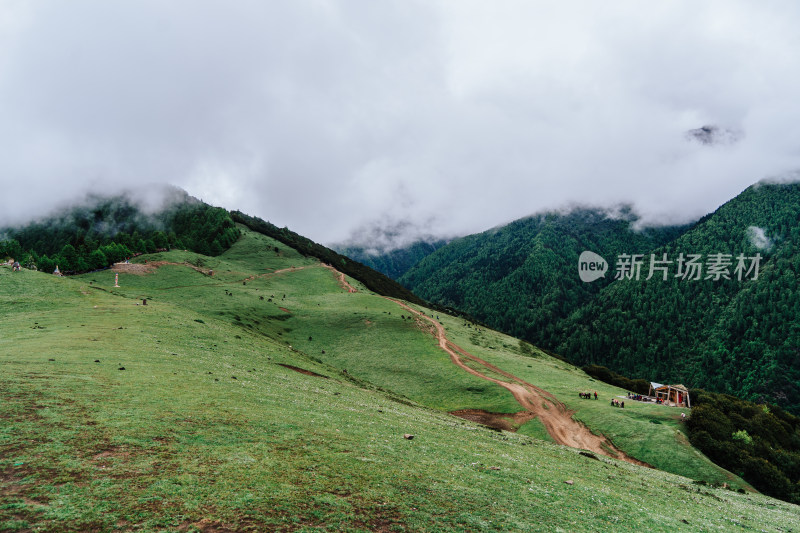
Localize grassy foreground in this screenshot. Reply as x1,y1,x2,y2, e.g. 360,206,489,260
1,229,799,531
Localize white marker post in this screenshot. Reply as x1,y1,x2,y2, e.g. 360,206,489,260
114,273,119,287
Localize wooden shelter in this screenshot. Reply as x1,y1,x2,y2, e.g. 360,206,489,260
648,382,691,407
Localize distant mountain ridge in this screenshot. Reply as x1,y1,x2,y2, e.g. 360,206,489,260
333,239,449,279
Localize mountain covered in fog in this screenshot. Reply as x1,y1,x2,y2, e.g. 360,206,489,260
0,187,240,274
333,239,449,280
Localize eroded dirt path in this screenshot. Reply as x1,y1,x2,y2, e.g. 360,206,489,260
321,264,358,293
383,297,648,466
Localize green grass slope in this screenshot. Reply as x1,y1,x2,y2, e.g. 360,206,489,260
2,229,799,531
230,211,428,308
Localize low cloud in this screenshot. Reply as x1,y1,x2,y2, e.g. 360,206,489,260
333,214,454,252
685,125,744,146
746,226,774,252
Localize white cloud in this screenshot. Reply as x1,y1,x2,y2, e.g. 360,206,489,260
2,1,800,244
746,226,774,252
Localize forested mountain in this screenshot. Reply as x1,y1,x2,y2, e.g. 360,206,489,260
555,182,800,412
334,239,448,279
0,187,239,274
399,206,688,350
400,181,800,413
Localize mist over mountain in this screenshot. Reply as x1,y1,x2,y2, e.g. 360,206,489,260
686,125,744,146
334,239,449,280
7,2,800,521
0,187,239,273
5,185,195,242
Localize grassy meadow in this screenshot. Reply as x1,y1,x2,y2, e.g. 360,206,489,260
2,228,799,531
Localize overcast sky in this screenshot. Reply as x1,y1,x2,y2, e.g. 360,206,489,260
3,1,800,248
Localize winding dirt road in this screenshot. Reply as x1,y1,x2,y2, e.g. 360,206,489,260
383,296,648,466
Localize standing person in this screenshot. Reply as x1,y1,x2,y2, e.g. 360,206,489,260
594,391,598,400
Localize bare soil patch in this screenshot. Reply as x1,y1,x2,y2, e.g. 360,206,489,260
0,469,26,498
177,518,241,533
112,261,213,276
111,262,156,275
450,409,537,432
278,364,328,379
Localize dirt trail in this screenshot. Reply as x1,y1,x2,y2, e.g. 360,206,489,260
322,264,358,293
244,265,311,282
384,297,648,466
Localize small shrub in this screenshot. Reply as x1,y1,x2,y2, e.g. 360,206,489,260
732,429,753,446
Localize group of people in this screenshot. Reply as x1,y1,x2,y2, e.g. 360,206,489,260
611,398,625,408
578,391,598,400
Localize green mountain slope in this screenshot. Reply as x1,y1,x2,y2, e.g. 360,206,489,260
5,225,795,531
